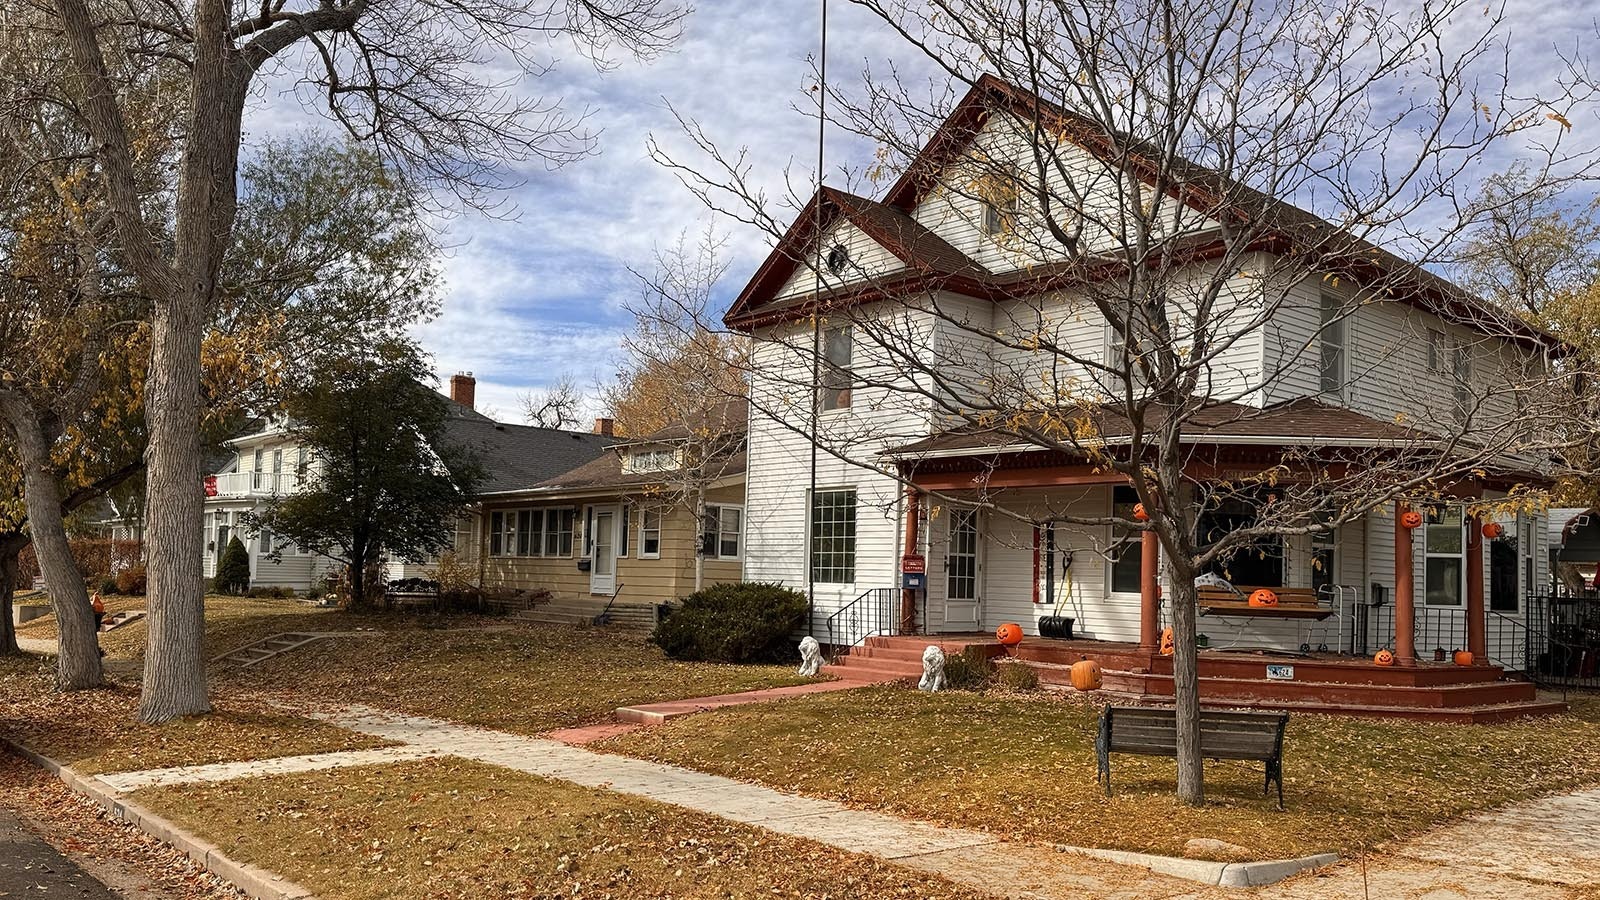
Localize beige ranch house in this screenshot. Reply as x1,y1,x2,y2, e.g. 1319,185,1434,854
470,401,749,627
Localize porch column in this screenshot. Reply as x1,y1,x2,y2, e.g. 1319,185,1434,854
1138,528,1161,653
1394,501,1417,667
1466,511,1486,661
901,487,921,633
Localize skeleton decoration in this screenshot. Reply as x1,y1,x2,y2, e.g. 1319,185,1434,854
1194,572,1242,599
918,645,946,692
796,636,823,676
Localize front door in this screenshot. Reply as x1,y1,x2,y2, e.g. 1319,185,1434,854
943,508,981,630
590,507,617,595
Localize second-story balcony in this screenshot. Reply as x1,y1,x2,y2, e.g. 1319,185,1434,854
204,471,304,499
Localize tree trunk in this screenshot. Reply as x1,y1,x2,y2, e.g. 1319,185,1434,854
693,486,706,592
138,2,250,724
0,542,21,656
0,405,102,688
347,538,367,609
1165,552,1204,806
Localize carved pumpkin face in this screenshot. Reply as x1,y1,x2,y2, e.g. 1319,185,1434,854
1159,627,1175,656
1133,503,1151,522
1482,522,1504,540
1069,658,1103,691
1248,589,1280,608
1400,510,1424,529
1374,649,1396,666
995,623,1024,646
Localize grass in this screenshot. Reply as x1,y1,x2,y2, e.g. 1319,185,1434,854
0,654,389,775
599,684,1600,862
133,758,990,900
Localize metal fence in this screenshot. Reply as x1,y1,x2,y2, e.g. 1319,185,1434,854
1357,594,1600,689
1523,594,1600,689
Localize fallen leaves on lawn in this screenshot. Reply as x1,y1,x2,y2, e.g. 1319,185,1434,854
135,757,990,900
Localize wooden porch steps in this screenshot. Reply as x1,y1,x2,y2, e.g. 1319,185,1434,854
821,635,998,683
513,599,658,629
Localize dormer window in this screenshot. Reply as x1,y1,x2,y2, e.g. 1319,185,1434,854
980,167,1022,236
624,449,680,474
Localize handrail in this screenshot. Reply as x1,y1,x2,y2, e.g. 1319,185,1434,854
825,587,919,656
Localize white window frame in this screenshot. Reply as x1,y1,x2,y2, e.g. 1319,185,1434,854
639,507,663,559
1106,485,1144,597
252,448,265,490
809,488,857,585
1423,505,1466,607
702,504,743,561
819,325,853,412
1318,292,1347,398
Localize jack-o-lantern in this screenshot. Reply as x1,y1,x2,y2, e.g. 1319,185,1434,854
1453,649,1474,666
1482,521,1505,540
1400,510,1424,530
1133,503,1151,522
1159,627,1175,656
1374,648,1396,667
1069,658,1103,691
1248,589,1280,608
995,622,1024,646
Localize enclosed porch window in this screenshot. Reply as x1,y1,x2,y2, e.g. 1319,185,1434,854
1424,506,1465,606
1197,493,1284,587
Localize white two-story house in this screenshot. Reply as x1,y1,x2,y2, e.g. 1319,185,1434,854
727,75,1560,681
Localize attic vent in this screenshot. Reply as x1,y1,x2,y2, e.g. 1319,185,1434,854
825,243,849,275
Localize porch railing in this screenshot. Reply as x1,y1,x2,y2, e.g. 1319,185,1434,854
1362,595,1600,689
1365,604,1527,671
825,587,923,653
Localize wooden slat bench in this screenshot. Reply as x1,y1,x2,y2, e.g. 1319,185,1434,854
1198,586,1333,620
1096,705,1290,808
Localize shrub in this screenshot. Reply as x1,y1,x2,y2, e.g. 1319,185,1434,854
99,577,119,596
941,645,997,690
244,586,297,599
114,564,147,596
214,536,251,595
653,581,809,663
19,538,143,583
993,660,1040,692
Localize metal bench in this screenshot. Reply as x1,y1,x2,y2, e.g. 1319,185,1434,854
1096,705,1289,808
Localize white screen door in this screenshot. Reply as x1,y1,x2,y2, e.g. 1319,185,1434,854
943,508,981,629
590,508,617,594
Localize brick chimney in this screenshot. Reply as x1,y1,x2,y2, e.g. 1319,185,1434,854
449,372,476,410
593,417,615,437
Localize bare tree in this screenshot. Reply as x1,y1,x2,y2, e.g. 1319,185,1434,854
651,0,1598,803
607,228,748,590
520,374,586,430
40,0,686,721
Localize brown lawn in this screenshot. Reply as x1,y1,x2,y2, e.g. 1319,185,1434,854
598,684,1600,862
133,757,990,900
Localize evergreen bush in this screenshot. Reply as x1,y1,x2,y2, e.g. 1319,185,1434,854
653,581,809,663
214,536,251,595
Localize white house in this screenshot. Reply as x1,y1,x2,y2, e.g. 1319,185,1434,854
727,75,1558,683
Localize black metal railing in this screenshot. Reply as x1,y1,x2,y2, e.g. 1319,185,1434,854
1523,594,1600,690
825,588,922,654
1365,604,1527,671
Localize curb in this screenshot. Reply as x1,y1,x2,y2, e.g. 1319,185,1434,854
3,738,317,900
1055,843,1337,887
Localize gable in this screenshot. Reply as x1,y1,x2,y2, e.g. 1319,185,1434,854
772,217,906,300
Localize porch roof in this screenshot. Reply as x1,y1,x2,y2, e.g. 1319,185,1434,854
886,398,1426,458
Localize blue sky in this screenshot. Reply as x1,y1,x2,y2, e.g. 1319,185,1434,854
242,0,1597,422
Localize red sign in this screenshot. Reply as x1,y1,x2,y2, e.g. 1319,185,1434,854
203,475,218,498
901,554,926,575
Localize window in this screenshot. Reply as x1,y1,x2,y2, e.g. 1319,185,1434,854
258,525,273,555
825,243,850,275
619,504,631,558
1109,486,1144,594
489,510,510,557
980,168,1021,236
516,509,536,556
545,509,575,557
625,450,679,474
702,505,743,559
252,448,264,490
1318,293,1346,396
1452,342,1472,421
640,508,662,558
1489,524,1518,613
809,489,857,583
1311,528,1337,598
1424,506,1464,606
820,325,853,411
1197,492,1284,586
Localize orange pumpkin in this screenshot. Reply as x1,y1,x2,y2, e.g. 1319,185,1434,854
995,622,1024,646
1374,648,1395,667
1069,658,1103,691
1400,510,1424,530
1248,589,1280,608
1482,521,1504,540
1159,627,1175,656
1453,649,1474,666
1133,503,1151,522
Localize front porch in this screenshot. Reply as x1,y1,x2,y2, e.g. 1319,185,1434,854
827,633,1567,722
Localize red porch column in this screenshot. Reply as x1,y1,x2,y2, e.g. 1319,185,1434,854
1138,528,1161,653
901,487,921,633
1394,501,1417,667
1466,511,1486,661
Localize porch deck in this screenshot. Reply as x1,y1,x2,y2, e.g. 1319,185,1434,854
827,634,1568,723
